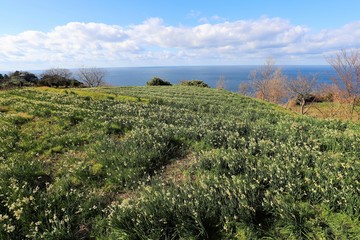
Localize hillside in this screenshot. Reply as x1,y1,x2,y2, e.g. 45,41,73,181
0,86,359,239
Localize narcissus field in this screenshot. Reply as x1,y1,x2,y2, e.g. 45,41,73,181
0,86,359,239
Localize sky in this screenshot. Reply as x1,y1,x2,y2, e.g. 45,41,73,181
1,0,360,70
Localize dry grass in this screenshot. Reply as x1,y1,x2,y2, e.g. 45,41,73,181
160,154,196,184
0,106,10,113
289,102,360,121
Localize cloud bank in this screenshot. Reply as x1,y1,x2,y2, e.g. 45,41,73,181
1,17,360,69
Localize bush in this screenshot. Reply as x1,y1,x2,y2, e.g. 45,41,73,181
180,80,209,88
146,77,172,86
38,76,84,88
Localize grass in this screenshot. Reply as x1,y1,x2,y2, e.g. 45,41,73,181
0,86,359,239
33,86,147,102
289,101,360,121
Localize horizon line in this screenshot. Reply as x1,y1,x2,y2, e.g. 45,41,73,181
0,64,331,73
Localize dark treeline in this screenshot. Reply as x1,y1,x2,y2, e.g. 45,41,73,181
0,67,106,89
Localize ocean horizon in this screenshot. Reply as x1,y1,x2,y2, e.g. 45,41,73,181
1,65,335,92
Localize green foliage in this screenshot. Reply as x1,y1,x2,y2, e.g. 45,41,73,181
109,178,229,239
10,71,38,83
180,80,209,88
38,75,83,88
107,123,124,135
0,86,359,239
37,68,84,88
146,77,172,86
0,71,38,89
68,113,84,126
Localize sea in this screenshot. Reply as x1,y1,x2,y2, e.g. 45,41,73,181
1,65,335,92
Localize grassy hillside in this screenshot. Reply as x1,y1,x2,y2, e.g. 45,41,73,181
0,86,359,239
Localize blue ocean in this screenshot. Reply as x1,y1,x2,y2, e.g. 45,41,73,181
2,65,335,92
104,65,335,92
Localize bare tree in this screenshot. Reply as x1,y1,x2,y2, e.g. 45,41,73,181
250,58,275,101
250,58,287,103
216,75,226,89
238,82,251,96
326,49,360,118
77,67,106,87
268,69,288,103
287,73,318,115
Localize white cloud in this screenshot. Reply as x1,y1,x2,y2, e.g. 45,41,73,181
1,17,360,69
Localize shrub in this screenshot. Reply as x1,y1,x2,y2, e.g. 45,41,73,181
38,76,84,88
146,77,172,86
180,80,209,88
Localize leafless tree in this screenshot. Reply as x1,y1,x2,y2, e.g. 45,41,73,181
326,49,360,118
250,58,274,101
287,73,318,115
250,58,287,103
216,75,226,89
77,67,106,87
238,82,251,96
268,69,288,103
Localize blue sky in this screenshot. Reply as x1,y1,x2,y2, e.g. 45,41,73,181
1,0,360,70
